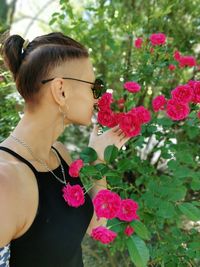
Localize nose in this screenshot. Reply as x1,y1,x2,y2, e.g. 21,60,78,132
94,99,99,105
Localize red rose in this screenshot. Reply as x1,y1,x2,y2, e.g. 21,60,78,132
152,95,167,112
97,109,118,127
134,37,143,48
124,225,135,236
130,106,151,124
91,226,117,244
166,99,190,121
69,159,84,177
168,64,176,71
124,81,141,93
171,84,193,103
119,112,141,137
149,33,166,46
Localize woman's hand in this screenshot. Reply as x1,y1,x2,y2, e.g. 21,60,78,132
88,124,131,162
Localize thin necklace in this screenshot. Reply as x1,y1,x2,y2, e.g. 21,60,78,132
10,133,67,185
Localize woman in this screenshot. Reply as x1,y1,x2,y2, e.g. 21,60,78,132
0,32,130,266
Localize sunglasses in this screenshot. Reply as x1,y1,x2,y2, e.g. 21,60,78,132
41,77,106,99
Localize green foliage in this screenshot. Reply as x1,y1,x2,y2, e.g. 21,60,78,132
1,0,200,266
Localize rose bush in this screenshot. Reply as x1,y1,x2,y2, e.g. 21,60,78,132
64,30,200,266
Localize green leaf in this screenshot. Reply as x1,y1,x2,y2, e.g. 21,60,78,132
178,203,200,221
191,174,200,190
80,147,98,163
94,163,110,176
157,201,176,218
104,144,119,163
80,165,99,176
126,235,149,267
118,158,133,171
130,220,151,240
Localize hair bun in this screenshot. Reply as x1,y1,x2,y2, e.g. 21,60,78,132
0,34,25,80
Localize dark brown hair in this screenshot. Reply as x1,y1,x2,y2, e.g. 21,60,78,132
0,32,89,104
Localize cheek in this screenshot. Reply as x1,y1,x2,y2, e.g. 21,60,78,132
67,96,94,120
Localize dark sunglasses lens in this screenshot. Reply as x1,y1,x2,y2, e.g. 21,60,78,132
93,79,105,98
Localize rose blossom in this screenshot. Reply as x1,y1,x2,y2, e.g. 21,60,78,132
69,159,84,177
173,50,181,61
93,189,121,219
134,37,143,48
124,81,141,93
130,106,151,124
97,109,118,127
119,112,141,137
171,84,193,103
91,226,117,244
166,99,190,121
192,81,200,103
117,98,125,110
98,92,113,111
152,95,167,112
168,64,176,71
117,199,139,222
149,33,166,46
124,225,135,236
62,183,85,207
179,56,197,68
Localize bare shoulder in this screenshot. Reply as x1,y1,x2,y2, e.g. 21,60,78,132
0,163,24,246
0,161,39,246
53,141,73,165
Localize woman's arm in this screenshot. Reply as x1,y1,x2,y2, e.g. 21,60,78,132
86,159,108,236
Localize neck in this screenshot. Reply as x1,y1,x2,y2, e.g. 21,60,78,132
8,110,64,162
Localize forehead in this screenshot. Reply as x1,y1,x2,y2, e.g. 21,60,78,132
51,57,95,80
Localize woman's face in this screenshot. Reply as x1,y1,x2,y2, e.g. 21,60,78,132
59,57,97,126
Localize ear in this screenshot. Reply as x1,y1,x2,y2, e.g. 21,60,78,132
50,78,68,106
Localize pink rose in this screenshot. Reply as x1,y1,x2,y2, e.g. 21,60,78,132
97,109,118,127
98,92,113,111
192,81,200,103
116,98,125,110
93,189,121,219
130,106,151,124
149,33,166,46
124,225,134,236
117,199,139,222
171,84,193,103
69,159,84,177
168,64,176,71
187,80,197,89
119,113,141,137
62,183,85,207
173,50,181,61
134,37,143,48
91,226,117,244
124,81,141,93
179,56,197,68
152,95,167,112
166,99,190,121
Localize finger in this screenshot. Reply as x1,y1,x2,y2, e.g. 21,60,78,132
92,124,99,135
111,124,120,133
119,134,130,142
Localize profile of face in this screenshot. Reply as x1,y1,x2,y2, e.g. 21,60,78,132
45,57,98,128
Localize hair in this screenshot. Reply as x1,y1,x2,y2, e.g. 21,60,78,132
0,31,89,105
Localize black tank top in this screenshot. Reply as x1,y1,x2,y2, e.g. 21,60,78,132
0,145,94,267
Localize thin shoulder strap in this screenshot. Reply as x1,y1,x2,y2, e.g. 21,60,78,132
51,146,67,166
0,146,38,174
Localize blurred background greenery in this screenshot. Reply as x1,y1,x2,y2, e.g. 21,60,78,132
0,1,200,266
